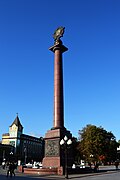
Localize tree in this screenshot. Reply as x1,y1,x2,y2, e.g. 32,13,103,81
118,140,120,145
71,137,82,164
78,124,118,164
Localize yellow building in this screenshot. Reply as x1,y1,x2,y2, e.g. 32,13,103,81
2,115,44,163
2,115,23,151
2,133,10,145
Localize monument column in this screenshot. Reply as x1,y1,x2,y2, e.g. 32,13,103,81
49,40,68,129
42,27,73,170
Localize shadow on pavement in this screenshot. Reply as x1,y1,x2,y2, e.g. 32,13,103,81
68,169,120,179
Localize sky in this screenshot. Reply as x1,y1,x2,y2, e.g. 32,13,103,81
0,0,120,141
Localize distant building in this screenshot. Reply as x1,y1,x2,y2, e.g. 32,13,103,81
2,115,44,163
2,133,10,145
0,143,14,164
2,116,23,150
117,146,120,160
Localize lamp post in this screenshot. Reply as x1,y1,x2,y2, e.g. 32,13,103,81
60,136,72,179
3,150,5,162
24,147,27,165
90,154,94,164
10,151,13,161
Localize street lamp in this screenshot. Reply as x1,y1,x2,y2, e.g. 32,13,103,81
90,154,94,163
10,152,13,155
9,151,13,161
60,136,72,179
90,154,93,158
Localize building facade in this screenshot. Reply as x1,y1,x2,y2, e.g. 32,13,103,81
0,144,14,164
2,115,44,163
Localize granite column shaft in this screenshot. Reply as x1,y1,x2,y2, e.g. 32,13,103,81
54,47,64,128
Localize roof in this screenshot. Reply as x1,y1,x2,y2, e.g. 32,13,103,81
2,133,9,136
10,115,23,129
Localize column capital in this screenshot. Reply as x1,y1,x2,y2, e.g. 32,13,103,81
49,43,68,53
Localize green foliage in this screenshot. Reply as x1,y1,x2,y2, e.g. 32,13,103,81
71,137,81,163
118,140,120,145
77,124,118,163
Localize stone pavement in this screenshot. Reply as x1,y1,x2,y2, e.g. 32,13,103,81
0,165,120,180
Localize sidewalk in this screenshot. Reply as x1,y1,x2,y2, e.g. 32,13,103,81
41,169,120,179
16,167,120,179
1,165,120,179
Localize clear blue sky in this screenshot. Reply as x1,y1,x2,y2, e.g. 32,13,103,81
0,0,120,140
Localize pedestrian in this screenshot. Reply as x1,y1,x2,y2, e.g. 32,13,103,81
115,161,119,170
88,162,92,168
6,162,13,177
11,162,16,176
94,163,99,172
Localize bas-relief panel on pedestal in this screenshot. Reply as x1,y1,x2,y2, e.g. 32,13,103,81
45,139,60,157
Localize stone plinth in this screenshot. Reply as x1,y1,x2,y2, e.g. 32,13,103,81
42,128,72,168
23,167,58,175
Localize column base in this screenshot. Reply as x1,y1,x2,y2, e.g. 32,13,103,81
42,128,72,168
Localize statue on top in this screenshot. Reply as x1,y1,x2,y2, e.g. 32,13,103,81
53,26,65,44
